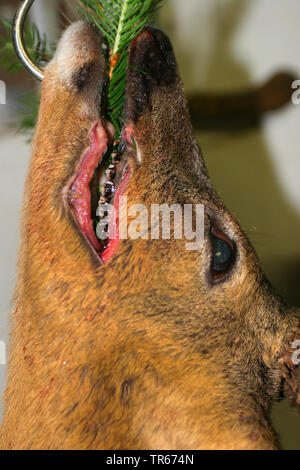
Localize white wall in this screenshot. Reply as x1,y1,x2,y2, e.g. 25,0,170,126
161,0,300,214
0,0,299,448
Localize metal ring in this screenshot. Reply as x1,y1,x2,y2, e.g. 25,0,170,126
12,0,44,81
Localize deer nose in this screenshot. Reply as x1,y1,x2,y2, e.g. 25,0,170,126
125,28,178,123
129,27,177,86
130,29,155,53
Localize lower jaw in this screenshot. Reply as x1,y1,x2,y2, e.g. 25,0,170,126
67,120,130,263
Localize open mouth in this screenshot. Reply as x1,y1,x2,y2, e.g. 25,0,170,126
66,119,131,264
64,27,176,263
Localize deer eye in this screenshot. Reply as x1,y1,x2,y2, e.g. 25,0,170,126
210,226,235,281
212,237,233,270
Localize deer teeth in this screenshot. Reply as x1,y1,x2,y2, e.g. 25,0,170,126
96,146,128,243
107,165,117,180
112,152,121,163
102,181,115,198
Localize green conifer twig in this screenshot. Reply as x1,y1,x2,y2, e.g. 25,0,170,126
78,0,164,137
0,0,163,137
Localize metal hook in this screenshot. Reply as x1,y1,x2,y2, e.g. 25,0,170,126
12,0,44,81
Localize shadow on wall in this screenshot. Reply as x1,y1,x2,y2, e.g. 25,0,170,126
160,0,300,450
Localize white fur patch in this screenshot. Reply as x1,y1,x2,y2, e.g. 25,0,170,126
50,21,104,90
136,145,142,164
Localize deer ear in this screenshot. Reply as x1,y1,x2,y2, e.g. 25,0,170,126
279,322,300,406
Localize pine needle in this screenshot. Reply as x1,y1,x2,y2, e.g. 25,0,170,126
0,19,54,137
78,0,164,137
0,19,54,73
0,1,164,137
12,91,41,141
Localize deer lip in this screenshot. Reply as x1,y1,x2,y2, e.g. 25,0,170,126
65,119,129,263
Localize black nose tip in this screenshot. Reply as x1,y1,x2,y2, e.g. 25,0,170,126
128,27,177,87
125,28,178,122
130,29,155,54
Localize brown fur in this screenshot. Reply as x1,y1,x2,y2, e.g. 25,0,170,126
0,22,299,450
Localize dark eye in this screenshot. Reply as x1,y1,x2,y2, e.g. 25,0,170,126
210,226,235,281
212,237,233,269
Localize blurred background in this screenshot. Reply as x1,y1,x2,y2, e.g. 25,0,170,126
0,0,299,449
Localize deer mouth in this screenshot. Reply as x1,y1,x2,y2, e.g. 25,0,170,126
66,120,130,264
66,28,176,263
